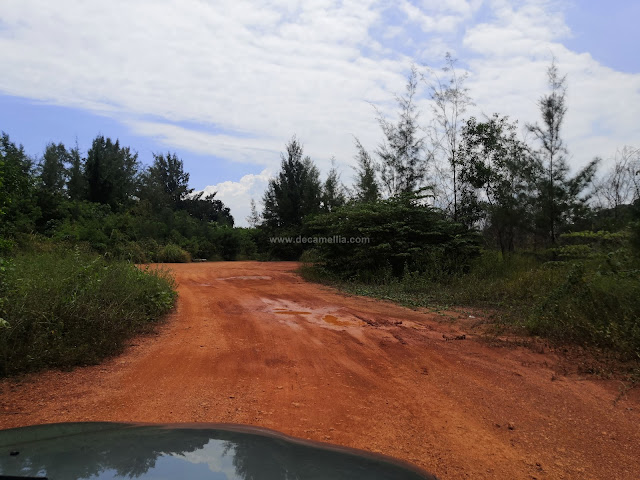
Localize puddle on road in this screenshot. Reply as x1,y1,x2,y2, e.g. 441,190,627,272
262,298,365,330
218,276,273,281
322,315,352,327
274,309,311,315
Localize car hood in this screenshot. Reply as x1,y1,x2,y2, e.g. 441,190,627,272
0,422,437,479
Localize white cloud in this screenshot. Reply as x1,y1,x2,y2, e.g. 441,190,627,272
177,439,239,478
200,169,273,227
127,120,281,166
1,0,639,213
462,1,640,170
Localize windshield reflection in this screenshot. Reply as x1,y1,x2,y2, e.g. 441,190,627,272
0,423,434,480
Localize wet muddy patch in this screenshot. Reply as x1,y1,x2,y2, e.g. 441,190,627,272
217,276,273,281
261,298,365,330
322,315,353,327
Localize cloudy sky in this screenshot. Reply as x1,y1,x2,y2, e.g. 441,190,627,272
1,0,639,225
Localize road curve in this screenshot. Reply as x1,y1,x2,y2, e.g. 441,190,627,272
1,262,639,479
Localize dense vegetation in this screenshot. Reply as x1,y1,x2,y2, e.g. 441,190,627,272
0,247,176,376
0,132,254,262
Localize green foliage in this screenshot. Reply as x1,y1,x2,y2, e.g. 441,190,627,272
0,127,241,262
631,221,640,255
0,248,176,376
180,191,234,226
0,132,39,236
320,161,347,212
526,61,599,244
551,230,629,260
66,143,86,201
352,138,380,203
84,136,139,209
262,136,322,229
528,261,640,358
305,195,481,278
458,114,534,252
157,243,192,263
139,152,193,210
39,142,69,193
376,66,428,197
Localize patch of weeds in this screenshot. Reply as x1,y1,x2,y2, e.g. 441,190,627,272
0,247,177,377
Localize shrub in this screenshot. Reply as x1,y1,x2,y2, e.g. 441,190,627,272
528,261,640,359
157,243,191,263
0,248,177,376
304,196,482,279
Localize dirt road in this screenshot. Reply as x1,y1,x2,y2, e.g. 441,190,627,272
1,262,639,479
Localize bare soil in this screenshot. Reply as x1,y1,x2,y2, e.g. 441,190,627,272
1,262,639,479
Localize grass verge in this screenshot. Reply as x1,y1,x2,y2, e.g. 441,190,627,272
0,247,177,377
299,250,640,364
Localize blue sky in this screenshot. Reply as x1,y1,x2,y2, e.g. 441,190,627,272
1,0,639,225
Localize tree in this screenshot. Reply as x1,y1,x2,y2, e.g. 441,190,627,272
526,59,599,244
459,115,534,253
424,53,473,219
262,136,322,228
66,142,86,200
376,65,428,197
0,132,38,236
39,142,69,194
84,136,139,209
352,138,380,203
181,191,234,226
140,152,193,209
246,199,261,227
321,158,347,212
594,146,640,221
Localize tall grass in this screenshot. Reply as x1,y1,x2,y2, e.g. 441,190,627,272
0,247,177,377
301,249,640,361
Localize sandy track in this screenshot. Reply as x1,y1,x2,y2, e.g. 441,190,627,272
1,261,639,479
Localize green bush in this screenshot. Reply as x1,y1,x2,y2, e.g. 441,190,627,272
304,196,482,279
299,248,322,264
0,248,177,376
528,261,640,359
157,243,191,263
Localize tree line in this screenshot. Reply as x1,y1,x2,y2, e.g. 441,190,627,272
0,133,245,261
255,57,639,271
1,56,638,267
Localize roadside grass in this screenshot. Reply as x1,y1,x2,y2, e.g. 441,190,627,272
0,247,177,377
300,249,640,364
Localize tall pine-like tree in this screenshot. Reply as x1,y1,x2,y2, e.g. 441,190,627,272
527,60,598,244
352,138,380,203
262,136,322,228
376,66,428,197
140,152,193,209
39,143,68,194
66,142,86,200
246,199,261,227
321,158,347,212
425,53,473,219
84,136,139,209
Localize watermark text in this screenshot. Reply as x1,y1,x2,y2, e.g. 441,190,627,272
269,235,369,245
